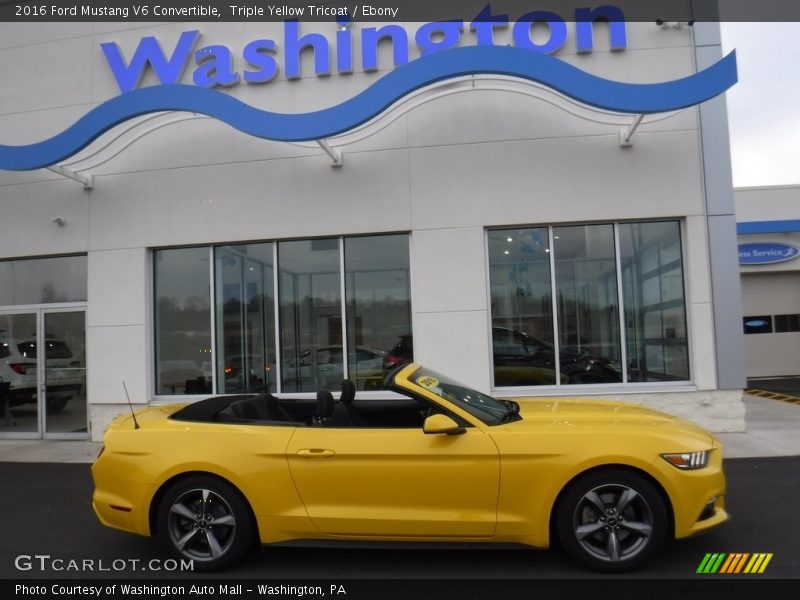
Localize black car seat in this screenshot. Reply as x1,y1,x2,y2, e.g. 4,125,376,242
230,398,258,420
228,394,293,422
254,393,293,421
340,379,367,426
340,379,356,403
313,390,335,425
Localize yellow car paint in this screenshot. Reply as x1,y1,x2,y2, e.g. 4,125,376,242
92,362,728,568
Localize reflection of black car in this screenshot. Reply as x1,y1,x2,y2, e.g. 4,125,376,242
384,334,413,370
382,330,620,386
492,327,621,386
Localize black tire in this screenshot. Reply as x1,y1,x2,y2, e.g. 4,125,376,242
556,468,668,572
156,475,255,571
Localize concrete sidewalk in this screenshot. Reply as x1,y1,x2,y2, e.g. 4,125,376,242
0,393,798,463
717,393,800,458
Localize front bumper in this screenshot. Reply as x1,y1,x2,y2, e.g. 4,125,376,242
659,446,730,539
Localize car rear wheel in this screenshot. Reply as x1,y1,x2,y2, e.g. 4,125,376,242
556,469,668,572
157,476,254,571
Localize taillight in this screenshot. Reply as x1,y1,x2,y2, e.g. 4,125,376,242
9,363,29,375
384,354,403,368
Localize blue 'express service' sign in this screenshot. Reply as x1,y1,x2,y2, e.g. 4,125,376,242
738,243,800,265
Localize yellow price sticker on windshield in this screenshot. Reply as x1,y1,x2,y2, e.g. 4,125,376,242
416,375,440,389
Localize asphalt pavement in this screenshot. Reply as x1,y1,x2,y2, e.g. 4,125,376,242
747,376,800,398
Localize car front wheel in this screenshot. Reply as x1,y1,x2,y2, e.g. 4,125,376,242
157,475,254,571
556,469,668,572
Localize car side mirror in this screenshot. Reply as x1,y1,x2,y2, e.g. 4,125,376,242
423,413,465,435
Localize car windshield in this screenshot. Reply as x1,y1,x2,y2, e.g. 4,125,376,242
408,367,512,425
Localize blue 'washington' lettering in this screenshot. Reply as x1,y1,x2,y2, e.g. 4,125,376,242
100,4,627,93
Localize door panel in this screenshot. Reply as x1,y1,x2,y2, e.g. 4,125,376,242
286,426,499,537
43,311,86,436
0,313,38,434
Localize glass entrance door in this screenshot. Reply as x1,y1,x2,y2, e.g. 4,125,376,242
0,309,86,439
43,310,87,438
0,312,39,435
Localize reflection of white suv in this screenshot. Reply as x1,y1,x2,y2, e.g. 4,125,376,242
0,338,83,413
282,346,386,389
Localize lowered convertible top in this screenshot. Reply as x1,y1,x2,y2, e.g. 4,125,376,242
169,394,253,423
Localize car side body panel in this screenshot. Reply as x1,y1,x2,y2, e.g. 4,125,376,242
286,425,500,537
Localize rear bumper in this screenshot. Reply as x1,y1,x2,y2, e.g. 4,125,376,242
91,459,153,537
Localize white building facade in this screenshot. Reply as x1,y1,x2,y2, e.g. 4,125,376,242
0,16,746,440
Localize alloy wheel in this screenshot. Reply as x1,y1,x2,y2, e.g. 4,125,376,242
572,483,654,563
166,487,237,562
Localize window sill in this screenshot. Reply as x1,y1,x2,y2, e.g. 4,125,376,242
492,382,698,397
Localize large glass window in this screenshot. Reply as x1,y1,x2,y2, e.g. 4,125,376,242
619,222,689,381
154,248,211,395
278,239,343,392
488,229,557,385
215,243,276,394
0,255,87,306
154,234,413,395
345,235,412,390
489,221,688,387
554,225,622,384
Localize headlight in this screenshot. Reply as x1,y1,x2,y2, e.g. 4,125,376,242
661,450,710,470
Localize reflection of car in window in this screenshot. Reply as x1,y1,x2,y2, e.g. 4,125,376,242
159,360,204,394
491,327,622,386
381,330,621,386
220,354,276,394
383,334,413,370
0,337,82,412
282,345,386,388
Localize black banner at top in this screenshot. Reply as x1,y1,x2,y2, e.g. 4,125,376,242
1,0,800,22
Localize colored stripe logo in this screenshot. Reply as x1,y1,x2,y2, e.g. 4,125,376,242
697,553,773,574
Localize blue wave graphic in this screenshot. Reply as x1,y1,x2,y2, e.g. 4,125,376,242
0,46,737,171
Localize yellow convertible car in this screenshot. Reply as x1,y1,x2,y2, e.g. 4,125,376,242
92,363,728,572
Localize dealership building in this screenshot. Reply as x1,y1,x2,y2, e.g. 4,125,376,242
0,15,748,441
736,185,800,379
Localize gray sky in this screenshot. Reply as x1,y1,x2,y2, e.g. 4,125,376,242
721,23,800,188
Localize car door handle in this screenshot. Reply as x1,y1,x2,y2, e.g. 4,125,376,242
296,448,336,459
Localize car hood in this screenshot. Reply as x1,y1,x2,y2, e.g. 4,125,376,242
507,397,715,445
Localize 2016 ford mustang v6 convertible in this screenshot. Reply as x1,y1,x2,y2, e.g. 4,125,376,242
92,363,728,572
